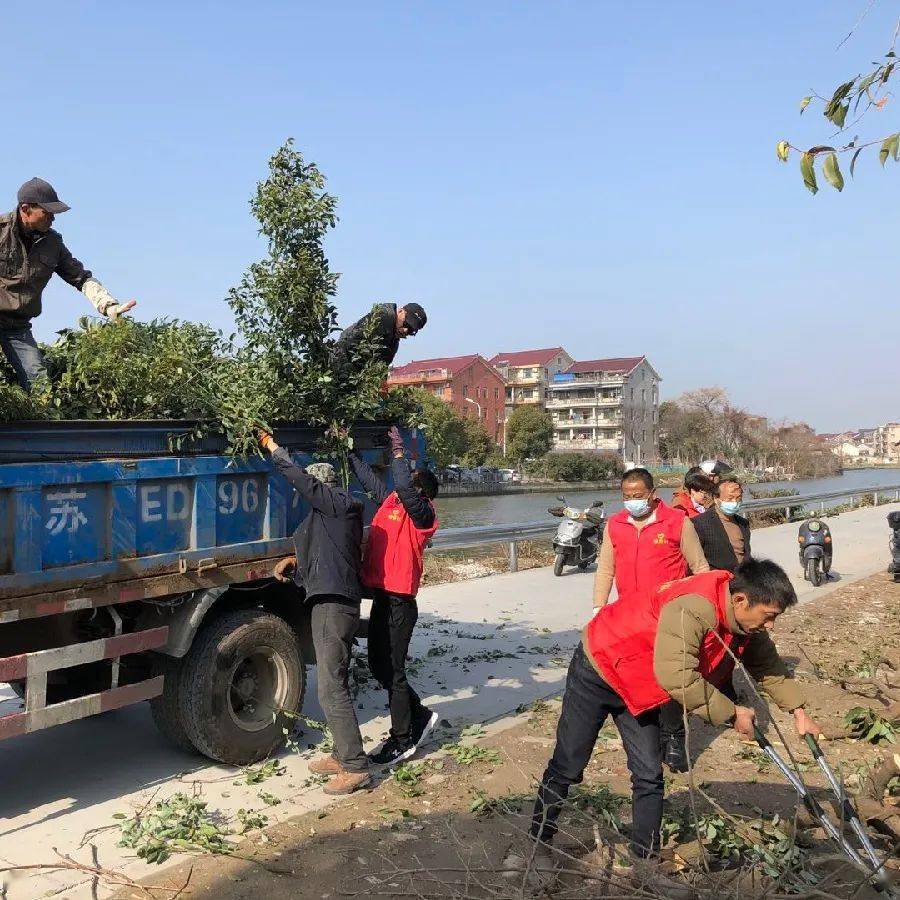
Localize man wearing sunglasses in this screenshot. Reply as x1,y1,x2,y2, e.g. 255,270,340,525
331,302,427,373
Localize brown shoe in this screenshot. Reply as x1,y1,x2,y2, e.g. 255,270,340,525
308,755,343,776
323,769,372,795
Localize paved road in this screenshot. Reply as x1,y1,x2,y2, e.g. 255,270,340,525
0,502,896,898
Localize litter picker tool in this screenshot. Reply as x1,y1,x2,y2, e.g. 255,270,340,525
754,725,895,896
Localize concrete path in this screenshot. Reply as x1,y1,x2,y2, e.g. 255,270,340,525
0,502,896,898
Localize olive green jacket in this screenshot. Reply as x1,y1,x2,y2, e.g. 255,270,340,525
0,210,93,328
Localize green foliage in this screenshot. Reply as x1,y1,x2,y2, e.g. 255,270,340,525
392,760,429,797
844,707,898,744
840,648,887,680
116,793,232,864
440,741,501,766
570,784,628,831
0,378,45,423
37,317,223,423
224,139,390,461
238,759,286,784
537,451,622,482
469,789,530,817
505,405,553,463
235,808,268,833
777,32,899,189
2,141,411,460
460,416,494,467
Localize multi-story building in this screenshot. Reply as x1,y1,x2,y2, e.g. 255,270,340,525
546,356,661,463
387,354,506,442
488,347,574,419
875,422,900,463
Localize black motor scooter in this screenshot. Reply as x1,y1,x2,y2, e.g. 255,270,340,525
888,511,900,583
798,519,832,587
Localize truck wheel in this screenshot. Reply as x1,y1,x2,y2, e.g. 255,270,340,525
181,609,305,765
149,656,198,754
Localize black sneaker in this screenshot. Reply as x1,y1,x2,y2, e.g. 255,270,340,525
410,709,439,748
369,736,416,767
661,732,690,773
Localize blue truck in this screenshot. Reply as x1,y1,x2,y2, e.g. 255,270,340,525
0,420,423,765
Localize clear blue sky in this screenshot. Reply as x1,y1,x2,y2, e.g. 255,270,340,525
5,2,897,431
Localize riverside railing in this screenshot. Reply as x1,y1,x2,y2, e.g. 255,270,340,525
430,483,900,572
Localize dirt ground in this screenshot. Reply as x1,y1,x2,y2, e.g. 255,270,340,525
113,573,900,900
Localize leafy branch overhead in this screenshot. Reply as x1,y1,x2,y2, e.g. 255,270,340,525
777,25,900,192
1,140,419,459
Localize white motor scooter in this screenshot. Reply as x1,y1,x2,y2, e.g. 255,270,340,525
549,498,605,576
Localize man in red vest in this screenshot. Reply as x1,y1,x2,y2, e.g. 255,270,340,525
593,467,709,772
528,558,820,871
350,427,440,766
592,468,708,612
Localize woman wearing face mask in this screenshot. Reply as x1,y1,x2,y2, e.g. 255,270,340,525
693,477,752,573
671,468,716,519
592,468,709,614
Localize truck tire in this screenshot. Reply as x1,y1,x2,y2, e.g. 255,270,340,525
149,656,198,754
181,609,305,765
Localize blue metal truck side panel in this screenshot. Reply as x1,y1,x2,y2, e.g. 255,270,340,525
0,427,426,601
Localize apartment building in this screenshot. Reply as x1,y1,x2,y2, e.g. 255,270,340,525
387,354,506,442
547,356,661,463
488,347,574,419
875,422,900,463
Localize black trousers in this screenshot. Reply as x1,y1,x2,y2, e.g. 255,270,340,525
309,595,369,773
368,591,426,745
531,645,664,858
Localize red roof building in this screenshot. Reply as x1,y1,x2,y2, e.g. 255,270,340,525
488,347,574,420
388,355,506,442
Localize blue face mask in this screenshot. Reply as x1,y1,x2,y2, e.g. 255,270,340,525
720,500,742,516
624,498,652,518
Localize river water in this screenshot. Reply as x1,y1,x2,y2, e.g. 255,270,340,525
434,468,900,528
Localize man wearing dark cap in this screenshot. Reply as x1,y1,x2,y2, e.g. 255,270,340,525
331,302,426,373
0,178,137,389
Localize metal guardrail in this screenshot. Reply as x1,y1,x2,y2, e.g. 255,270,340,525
430,483,900,572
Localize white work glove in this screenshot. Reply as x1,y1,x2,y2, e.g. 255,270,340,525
105,300,137,320
82,278,137,320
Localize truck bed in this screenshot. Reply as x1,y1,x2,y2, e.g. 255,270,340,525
0,421,419,613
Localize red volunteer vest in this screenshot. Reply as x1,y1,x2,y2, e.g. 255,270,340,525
671,489,701,519
606,500,688,605
584,570,750,715
362,493,439,597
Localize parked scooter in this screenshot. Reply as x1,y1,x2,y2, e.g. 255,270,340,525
798,519,833,587
888,511,900,583
549,498,605,576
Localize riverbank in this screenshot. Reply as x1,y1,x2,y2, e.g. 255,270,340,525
435,467,900,528
439,479,617,497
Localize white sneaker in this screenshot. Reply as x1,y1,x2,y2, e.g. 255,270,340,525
412,709,439,748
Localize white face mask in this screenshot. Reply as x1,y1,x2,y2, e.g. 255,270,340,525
624,498,651,518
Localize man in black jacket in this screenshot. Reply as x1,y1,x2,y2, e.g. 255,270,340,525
260,431,370,795
350,427,440,765
693,477,752,573
331,302,427,372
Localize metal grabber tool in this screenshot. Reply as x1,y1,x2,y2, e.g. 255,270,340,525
754,725,896,896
